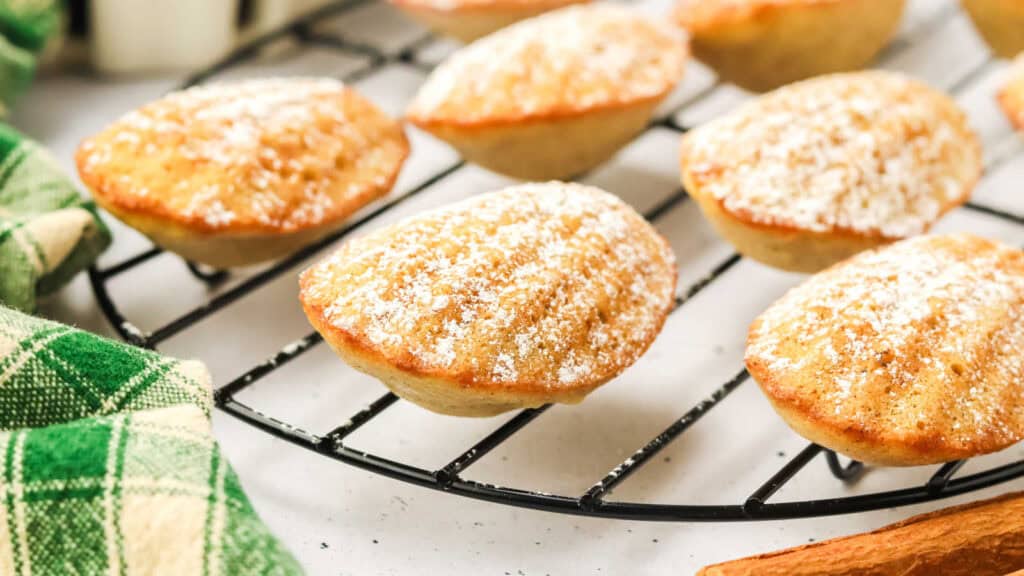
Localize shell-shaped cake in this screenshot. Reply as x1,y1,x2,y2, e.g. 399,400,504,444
747,234,1024,466
999,55,1024,131
407,5,688,180
390,0,590,43
680,71,982,273
299,182,677,417
674,0,906,92
76,78,408,268
962,0,1024,59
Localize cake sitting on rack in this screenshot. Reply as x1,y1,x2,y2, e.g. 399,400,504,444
680,71,982,273
407,4,688,180
299,182,677,417
389,0,589,42
674,0,906,91
747,233,1024,466
961,0,1024,59
76,77,408,268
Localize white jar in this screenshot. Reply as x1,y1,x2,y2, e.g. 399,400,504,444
90,0,239,74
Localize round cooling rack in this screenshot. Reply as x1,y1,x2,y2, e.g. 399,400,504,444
89,0,1024,521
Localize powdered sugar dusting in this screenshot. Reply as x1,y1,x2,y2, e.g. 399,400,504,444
301,182,677,389
747,234,1024,448
77,78,407,232
682,72,980,238
408,5,687,124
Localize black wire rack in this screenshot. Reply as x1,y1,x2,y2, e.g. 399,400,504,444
88,0,1024,521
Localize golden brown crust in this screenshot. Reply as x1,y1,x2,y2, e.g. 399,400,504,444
390,0,590,43
76,78,408,236
410,88,670,131
305,300,594,416
390,0,582,14
747,234,1024,465
999,55,1024,131
961,0,1024,59
683,178,891,272
680,71,980,272
406,5,686,179
95,203,350,269
674,0,905,91
699,491,1024,575
406,5,688,129
299,182,677,416
675,0,843,31
415,98,660,180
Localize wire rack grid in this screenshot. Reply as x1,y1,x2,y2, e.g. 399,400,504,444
87,0,1024,522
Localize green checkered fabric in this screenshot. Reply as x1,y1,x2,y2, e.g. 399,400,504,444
0,0,60,53
0,306,303,574
0,306,211,430
0,35,32,114
0,124,111,312
0,405,303,575
0,0,60,110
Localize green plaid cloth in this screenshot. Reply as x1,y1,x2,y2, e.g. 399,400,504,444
0,124,110,313
0,405,304,575
0,306,210,429
0,306,304,575
0,0,60,111
0,0,60,53
0,35,32,115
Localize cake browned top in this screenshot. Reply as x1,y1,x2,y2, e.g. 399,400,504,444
680,71,980,240
406,5,688,127
999,55,1024,131
747,234,1024,462
76,78,408,234
299,182,677,392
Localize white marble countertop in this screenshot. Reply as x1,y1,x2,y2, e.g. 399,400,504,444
14,0,1024,574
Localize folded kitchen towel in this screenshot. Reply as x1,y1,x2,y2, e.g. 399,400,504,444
0,306,304,575
0,124,110,313
0,0,61,111
0,305,210,430
0,405,305,576
0,0,61,54
0,35,34,115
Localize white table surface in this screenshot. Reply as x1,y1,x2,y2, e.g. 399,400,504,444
14,0,1024,574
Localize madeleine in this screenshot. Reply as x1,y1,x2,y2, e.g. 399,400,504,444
407,5,687,180
390,0,589,42
300,182,677,417
747,234,1024,466
675,0,905,91
77,78,408,268
680,71,981,273
962,0,1024,59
